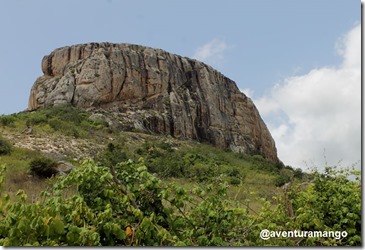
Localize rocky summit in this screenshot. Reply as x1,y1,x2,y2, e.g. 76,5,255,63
28,43,278,162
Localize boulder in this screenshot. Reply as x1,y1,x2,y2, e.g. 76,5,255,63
28,43,279,162
55,161,75,175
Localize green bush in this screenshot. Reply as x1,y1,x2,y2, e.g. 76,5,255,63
274,174,290,187
146,152,185,178
227,168,241,177
254,166,361,246
22,105,106,138
27,112,48,125
0,136,12,155
138,143,253,182
48,117,84,138
293,168,304,179
230,176,241,186
136,142,186,177
0,115,16,127
47,117,63,130
96,143,128,167
29,157,58,178
156,141,174,152
252,154,265,162
43,104,86,123
188,163,211,182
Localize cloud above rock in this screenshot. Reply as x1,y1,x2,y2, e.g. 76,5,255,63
193,38,227,65
255,24,361,171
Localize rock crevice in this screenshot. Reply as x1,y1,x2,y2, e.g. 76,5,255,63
28,42,279,162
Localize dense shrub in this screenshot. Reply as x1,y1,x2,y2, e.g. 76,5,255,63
96,143,128,167
15,105,109,138
293,167,304,179
26,112,48,125
252,154,265,162
0,136,12,155
227,168,240,177
48,117,80,137
253,166,361,246
43,104,86,123
29,157,58,178
0,115,16,127
274,174,290,187
146,152,186,178
137,142,282,183
156,141,174,152
229,176,241,185
187,163,215,182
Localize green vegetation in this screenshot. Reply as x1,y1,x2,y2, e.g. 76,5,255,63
0,104,109,139
0,116,16,127
96,143,128,168
134,140,283,183
0,106,361,246
0,136,12,155
252,166,361,246
0,161,360,246
29,157,58,178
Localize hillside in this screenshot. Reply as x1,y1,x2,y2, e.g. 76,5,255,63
0,105,288,202
0,105,361,246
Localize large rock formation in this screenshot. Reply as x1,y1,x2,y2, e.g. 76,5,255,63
28,43,279,162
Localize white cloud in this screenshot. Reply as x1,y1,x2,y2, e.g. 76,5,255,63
255,24,361,171
193,38,227,65
240,88,254,98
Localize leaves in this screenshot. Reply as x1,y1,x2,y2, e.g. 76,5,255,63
0,161,360,246
50,218,65,235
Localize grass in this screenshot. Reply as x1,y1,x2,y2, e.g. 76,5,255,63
0,147,49,202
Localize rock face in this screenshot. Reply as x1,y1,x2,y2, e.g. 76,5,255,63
28,43,279,162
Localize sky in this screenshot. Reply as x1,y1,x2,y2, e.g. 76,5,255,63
0,0,361,171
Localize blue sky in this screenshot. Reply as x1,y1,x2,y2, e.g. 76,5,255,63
0,0,361,170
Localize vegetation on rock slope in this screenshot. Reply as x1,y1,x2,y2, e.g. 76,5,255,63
0,105,361,246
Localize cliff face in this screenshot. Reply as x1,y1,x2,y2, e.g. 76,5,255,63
28,43,278,162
